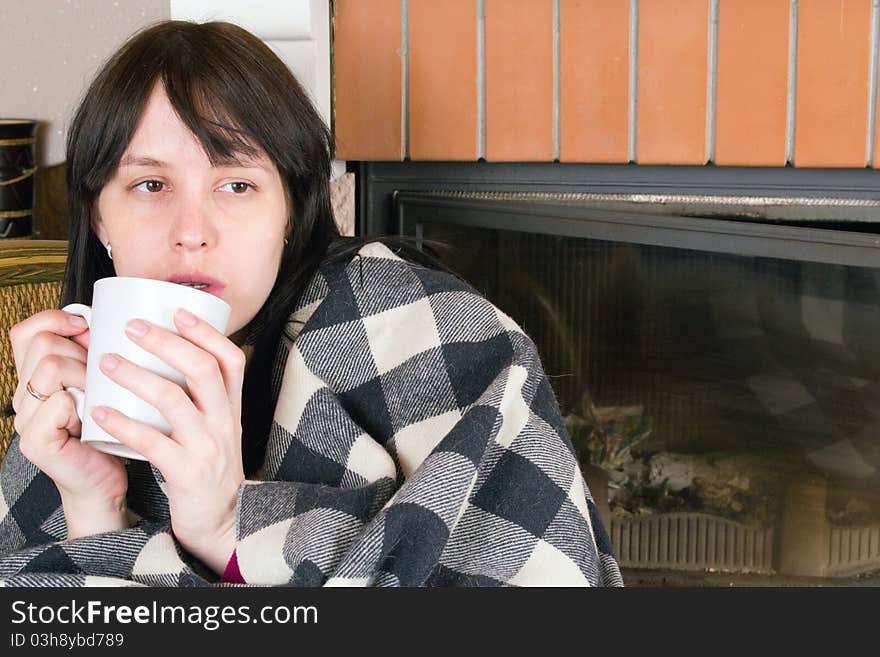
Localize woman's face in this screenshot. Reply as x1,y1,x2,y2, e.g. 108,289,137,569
94,84,288,337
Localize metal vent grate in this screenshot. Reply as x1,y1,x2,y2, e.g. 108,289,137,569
610,512,775,574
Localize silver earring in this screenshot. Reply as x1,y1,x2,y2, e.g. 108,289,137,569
284,238,289,246
106,243,113,260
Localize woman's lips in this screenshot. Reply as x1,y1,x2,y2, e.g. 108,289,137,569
172,284,226,298
167,272,227,298
195,284,225,298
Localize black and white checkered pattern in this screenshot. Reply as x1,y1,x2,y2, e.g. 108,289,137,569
0,242,623,587
574,251,880,495
696,258,880,479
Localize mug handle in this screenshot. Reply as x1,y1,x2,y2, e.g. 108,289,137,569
61,303,92,421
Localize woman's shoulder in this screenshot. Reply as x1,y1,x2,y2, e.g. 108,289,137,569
347,240,476,296
331,241,519,327
292,239,527,347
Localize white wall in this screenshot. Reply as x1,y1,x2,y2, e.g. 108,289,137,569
0,0,170,165
0,1,337,173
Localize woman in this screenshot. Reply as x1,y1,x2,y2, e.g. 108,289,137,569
0,20,622,587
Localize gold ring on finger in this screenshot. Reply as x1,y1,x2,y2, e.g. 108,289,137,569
26,380,52,402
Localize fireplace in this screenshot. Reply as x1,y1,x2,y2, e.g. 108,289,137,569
356,161,880,586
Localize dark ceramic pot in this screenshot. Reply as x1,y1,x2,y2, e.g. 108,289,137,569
0,119,38,238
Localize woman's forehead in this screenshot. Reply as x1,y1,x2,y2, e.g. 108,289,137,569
121,85,272,170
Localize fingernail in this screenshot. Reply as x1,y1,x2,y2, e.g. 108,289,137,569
125,319,149,337
92,407,107,422
69,315,88,329
100,354,119,371
175,308,197,327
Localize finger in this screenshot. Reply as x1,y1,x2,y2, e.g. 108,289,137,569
9,309,90,374
97,352,204,448
69,328,91,351
17,332,87,403
91,405,181,475
13,354,87,436
16,390,82,464
125,314,243,415
173,309,246,411
20,331,88,381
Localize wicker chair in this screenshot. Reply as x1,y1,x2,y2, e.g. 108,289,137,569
0,240,68,462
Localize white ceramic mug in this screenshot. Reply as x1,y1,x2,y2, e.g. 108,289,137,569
61,277,231,461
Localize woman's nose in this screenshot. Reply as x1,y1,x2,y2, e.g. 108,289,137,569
169,194,217,250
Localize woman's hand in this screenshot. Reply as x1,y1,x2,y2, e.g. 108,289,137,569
89,308,247,575
9,310,130,538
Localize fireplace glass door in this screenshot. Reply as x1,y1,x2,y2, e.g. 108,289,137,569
398,192,880,586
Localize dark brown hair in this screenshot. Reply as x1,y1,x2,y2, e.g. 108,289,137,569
62,20,340,474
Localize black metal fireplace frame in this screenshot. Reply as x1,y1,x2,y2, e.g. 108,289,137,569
395,193,880,267
355,161,880,243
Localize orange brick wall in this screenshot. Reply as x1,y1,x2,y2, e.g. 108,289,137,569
333,0,880,167
715,0,790,166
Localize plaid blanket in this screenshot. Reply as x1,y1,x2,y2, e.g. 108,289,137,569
0,242,622,587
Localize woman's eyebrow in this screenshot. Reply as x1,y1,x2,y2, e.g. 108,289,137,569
119,154,167,168
118,153,270,170
214,155,271,170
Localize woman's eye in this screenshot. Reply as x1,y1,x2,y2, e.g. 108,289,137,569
219,182,253,194
134,180,165,193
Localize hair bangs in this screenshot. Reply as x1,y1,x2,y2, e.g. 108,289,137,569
160,61,263,167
